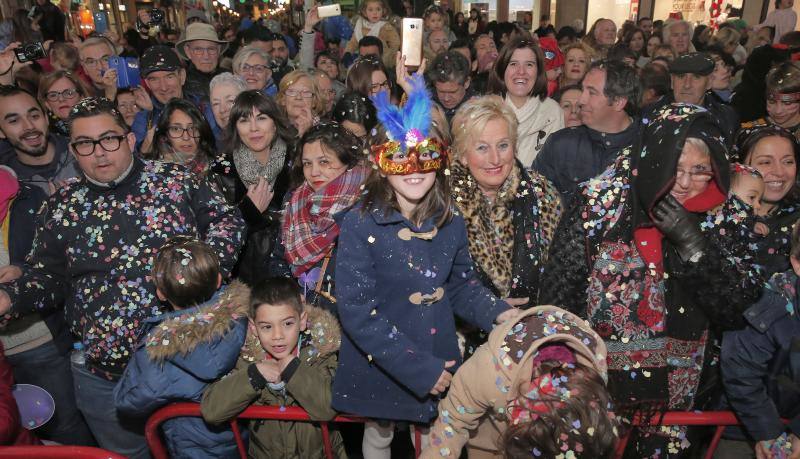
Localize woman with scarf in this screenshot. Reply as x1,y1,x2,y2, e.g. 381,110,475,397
487,36,563,168
450,95,561,305
449,95,562,357
539,104,761,457
735,125,800,277
210,90,296,285
270,123,366,314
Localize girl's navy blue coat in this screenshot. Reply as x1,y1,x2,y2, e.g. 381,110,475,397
332,204,510,422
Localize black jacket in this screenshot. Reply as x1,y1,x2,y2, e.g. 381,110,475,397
183,64,221,103
36,2,66,42
8,183,71,354
531,118,642,204
721,270,800,441
210,155,291,286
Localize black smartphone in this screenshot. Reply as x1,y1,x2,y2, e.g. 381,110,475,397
15,42,46,63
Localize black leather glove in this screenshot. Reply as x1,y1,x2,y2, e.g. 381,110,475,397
652,194,706,263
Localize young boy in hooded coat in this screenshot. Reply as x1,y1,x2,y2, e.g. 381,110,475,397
114,238,249,459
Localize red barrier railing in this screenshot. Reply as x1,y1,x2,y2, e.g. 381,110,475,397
147,403,763,459
145,403,426,459
0,445,127,459
612,411,739,459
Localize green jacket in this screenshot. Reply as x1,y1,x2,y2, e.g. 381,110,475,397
201,305,346,459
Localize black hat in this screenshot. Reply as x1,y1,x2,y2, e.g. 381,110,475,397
140,45,182,76
669,52,715,76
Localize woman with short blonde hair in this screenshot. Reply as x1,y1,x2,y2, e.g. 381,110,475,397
449,94,561,326
276,69,326,137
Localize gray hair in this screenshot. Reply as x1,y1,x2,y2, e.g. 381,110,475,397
426,51,471,85
684,137,710,156
79,36,116,57
662,19,693,43
231,45,272,74
210,72,247,94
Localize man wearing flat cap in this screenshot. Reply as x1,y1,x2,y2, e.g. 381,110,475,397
669,52,739,145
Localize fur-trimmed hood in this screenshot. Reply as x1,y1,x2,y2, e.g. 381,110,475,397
144,281,251,362
240,303,342,363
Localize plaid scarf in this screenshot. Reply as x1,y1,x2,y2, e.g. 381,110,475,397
282,165,367,277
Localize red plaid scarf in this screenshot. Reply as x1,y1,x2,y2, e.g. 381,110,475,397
282,165,367,277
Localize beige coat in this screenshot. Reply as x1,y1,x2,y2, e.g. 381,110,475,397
420,306,608,458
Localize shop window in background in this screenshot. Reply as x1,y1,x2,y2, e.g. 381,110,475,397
462,1,493,24
652,0,715,22
587,0,635,35
511,0,539,30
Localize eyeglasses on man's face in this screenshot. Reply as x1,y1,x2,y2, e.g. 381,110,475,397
71,134,127,156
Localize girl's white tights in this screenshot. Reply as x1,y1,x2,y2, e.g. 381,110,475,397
362,420,430,459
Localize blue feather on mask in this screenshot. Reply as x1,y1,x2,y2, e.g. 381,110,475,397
371,74,433,150
402,75,432,138
372,90,406,143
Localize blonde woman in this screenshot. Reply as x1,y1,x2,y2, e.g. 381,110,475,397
559,42,597,87
449,94,562,349
276,69,326,138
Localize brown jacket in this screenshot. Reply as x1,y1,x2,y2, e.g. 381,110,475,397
420,306,608,458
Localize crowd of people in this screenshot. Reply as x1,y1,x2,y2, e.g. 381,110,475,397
0,0,797,458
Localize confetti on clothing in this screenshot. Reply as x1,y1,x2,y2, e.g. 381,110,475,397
1,159,244,377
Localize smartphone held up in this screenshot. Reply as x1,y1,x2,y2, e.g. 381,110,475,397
317,4,341,18
401,18,424,68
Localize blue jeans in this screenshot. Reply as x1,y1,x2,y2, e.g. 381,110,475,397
6,341,94,445
71,361,151,459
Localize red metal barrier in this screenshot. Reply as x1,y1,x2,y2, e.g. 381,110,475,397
613,411,762,459
0,445,127,459
147,403,759,459
145,402,381,459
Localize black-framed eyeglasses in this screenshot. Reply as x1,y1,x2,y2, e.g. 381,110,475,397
70,135,127,156
369,80,390,93
167,125,200,139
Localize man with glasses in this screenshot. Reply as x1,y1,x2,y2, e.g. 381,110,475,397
176,22,228,101
0,97,244,458
0,86,92,447
79,37,116,98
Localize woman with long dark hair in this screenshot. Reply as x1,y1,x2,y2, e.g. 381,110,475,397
150,99,216,176
210,90,297,284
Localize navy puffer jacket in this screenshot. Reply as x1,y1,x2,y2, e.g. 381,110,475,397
114,282,250,459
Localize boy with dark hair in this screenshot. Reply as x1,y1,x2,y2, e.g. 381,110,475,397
719,222,800,458
201,278,345,458
114,237,249,458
